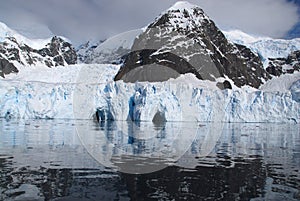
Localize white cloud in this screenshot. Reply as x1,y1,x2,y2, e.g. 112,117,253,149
193,0,299,37
0,0,298,45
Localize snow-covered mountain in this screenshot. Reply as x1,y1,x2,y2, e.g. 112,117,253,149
224,30,300,78
0,1,299,123
75,2,300,86
77,24,300,76
114,1,270,89
0,22,77,78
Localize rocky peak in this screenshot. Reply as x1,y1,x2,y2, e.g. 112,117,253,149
0,34,77,78
38,36,77,66
115,1,270,88
149,1,209,30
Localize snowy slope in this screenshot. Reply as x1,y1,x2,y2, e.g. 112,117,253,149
224,30,300,67
0,64,299,123
0,22,52,49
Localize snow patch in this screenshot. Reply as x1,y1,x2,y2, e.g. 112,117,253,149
170,1,198,11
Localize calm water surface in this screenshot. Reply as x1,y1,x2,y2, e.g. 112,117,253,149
0,119,299,201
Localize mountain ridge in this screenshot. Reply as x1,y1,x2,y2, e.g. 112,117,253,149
0,22,77,78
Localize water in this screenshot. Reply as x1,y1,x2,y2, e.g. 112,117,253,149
0,119,299,201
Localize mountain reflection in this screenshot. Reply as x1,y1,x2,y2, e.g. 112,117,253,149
0,119,299,200
0,155,267,201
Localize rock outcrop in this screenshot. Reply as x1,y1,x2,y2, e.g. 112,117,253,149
266,50,300,76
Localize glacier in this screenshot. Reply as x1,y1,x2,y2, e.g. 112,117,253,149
0,64,299,123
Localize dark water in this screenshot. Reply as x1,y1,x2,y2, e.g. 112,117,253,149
0,119,299,201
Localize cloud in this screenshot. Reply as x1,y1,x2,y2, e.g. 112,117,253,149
0,0,298,45
194,0,299,37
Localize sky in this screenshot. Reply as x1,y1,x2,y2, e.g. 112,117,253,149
0,0,299,45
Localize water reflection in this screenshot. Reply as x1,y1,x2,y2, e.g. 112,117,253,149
122,158,266,201
77,120,201,174
0,119,299,200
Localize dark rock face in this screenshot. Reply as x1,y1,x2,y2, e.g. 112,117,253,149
0,58,19,78
0,36,77,77
217,80,232,90
114,49,202,82
115,3,270,88
266,50,300,76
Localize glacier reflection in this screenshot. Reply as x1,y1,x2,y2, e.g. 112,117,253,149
0,119,299,200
